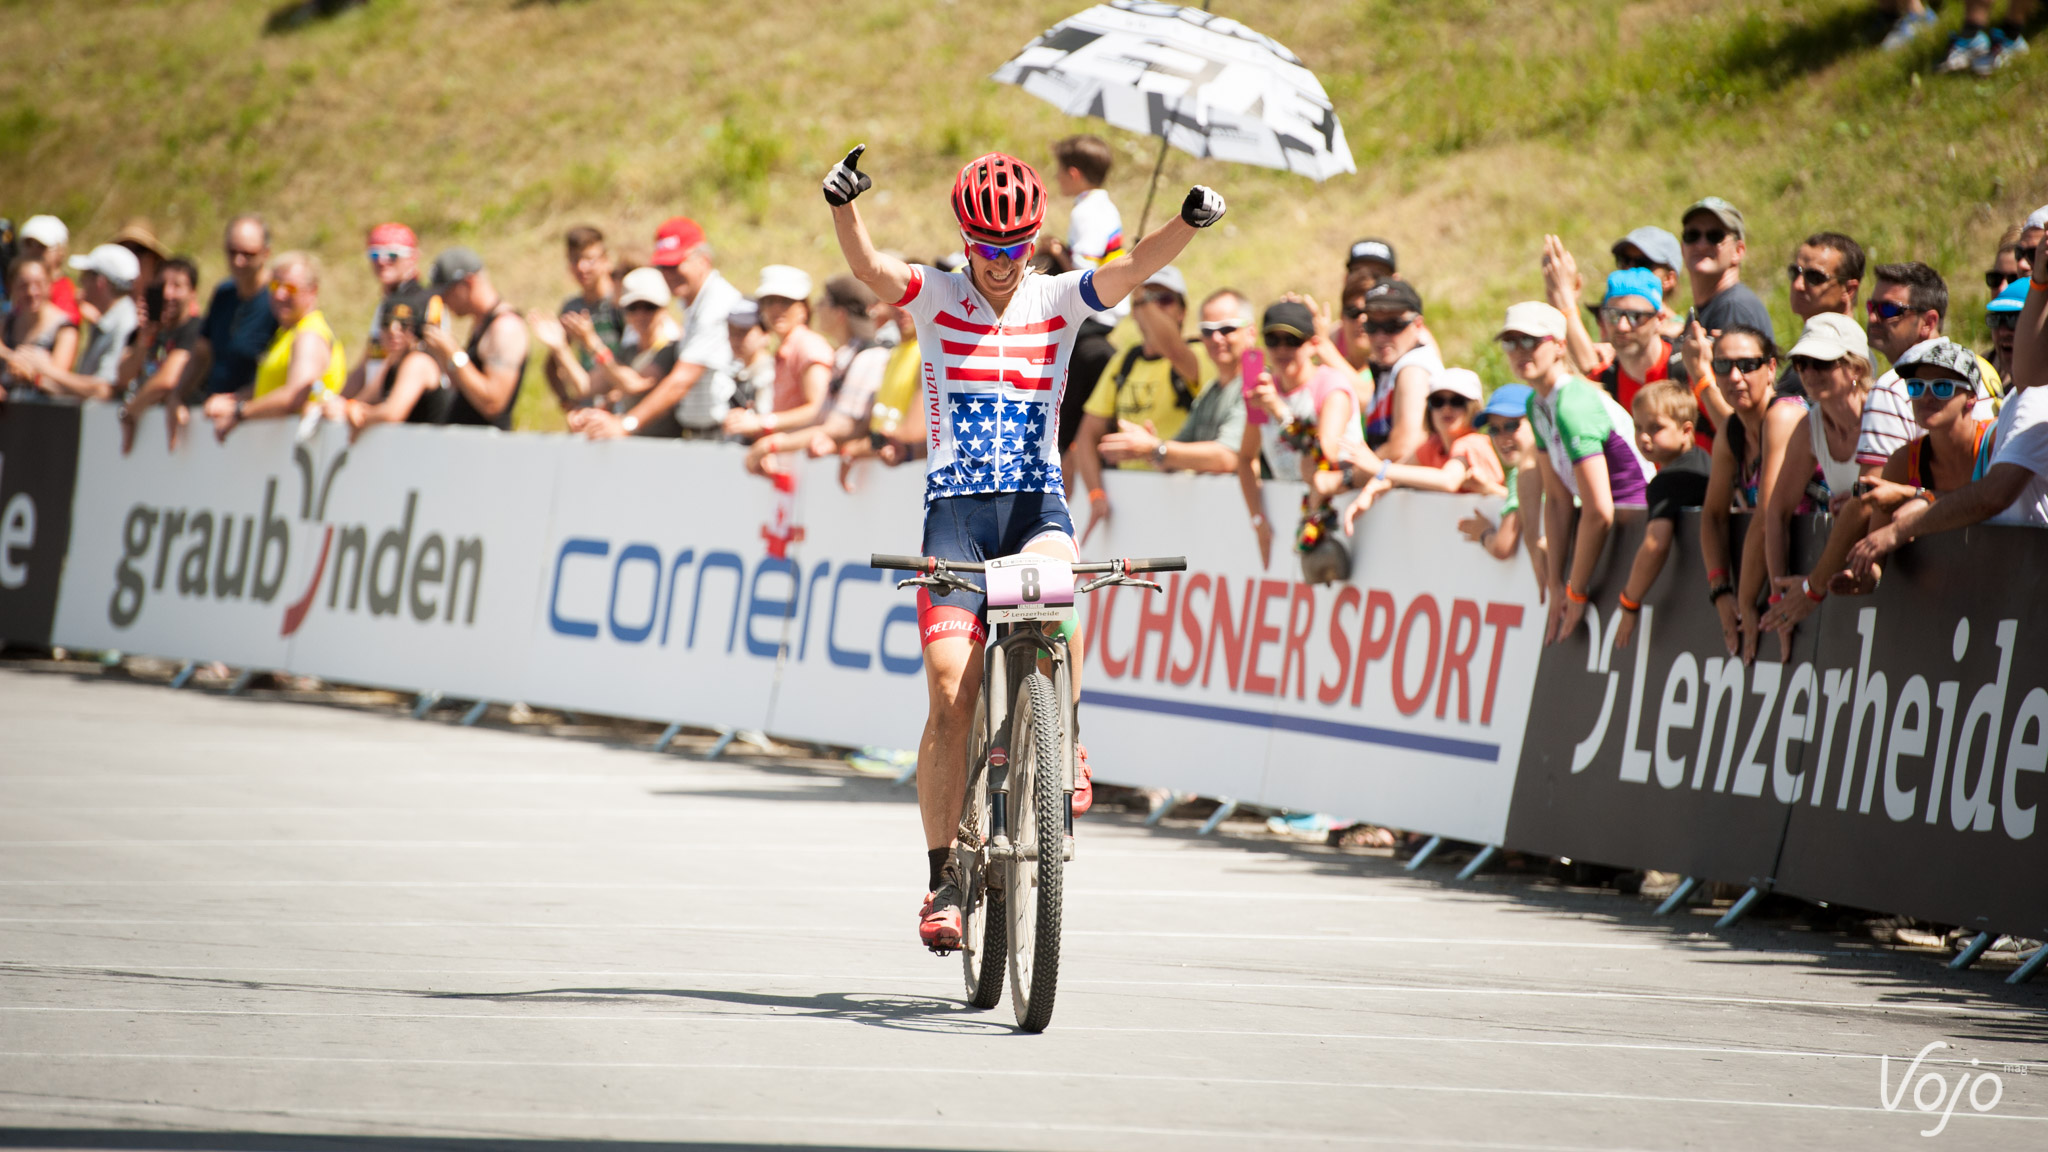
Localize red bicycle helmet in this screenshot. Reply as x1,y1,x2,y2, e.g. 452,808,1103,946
951,153,1046,244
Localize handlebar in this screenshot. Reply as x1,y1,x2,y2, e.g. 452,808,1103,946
869,554,1187,575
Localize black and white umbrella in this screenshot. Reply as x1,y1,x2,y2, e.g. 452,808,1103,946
992,0,1356,201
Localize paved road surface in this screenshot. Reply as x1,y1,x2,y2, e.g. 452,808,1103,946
2,665,2045,1151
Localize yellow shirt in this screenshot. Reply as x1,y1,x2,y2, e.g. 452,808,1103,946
253,309,347,406
869,338,921,435
1082,341,1209,470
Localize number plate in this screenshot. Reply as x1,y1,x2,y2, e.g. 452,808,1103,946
984,554,1076,624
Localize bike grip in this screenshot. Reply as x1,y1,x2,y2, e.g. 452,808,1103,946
869,553,928,571
1126,557,1188,573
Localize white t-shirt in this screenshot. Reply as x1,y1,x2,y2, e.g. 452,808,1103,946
1988,386,2048,526
1067,188,1128,326
671,270,740,429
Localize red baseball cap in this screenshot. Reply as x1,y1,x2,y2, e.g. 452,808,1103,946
367,222,417,250
651,217,705,266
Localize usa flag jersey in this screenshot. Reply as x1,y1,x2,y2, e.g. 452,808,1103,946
894,264,1108,505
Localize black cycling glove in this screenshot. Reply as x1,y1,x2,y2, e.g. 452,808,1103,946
822,145,872,207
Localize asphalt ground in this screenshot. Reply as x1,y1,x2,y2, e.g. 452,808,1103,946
2,660,2046,1151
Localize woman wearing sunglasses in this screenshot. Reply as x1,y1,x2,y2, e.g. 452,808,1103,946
1745,312,1872,661
1762,342,1991,637
1315,368,1503,536
1235,300,1362,566
1697,326,1806,658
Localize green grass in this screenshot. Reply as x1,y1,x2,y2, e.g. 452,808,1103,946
4,0,2044,412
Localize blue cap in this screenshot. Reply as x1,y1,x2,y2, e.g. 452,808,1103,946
1988,278,2029,314
1476,383,1533,427
1603,267,1663,309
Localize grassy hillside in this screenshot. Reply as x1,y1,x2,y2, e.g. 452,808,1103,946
5,0,2045,426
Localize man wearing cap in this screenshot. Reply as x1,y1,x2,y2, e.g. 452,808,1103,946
1095,286,1250,476
1853,269,2048,576
1070,265,1206,530
1680,197,1775,343
198,214,279,398
1610,226,1686,339
1988,278,2026,381
344,222,427,401
1356,277,1442,460
26,244,140,399
1346,237,1397,286
419,247,527,429
570,217,740,441
1499,300,1652,645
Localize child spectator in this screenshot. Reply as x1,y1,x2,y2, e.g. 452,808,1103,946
538,225,625,410
1458,385,1541,574
724,300,773,434
1611,383,1710,647
1049,134,1125,462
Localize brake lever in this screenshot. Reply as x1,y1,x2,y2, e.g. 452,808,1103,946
1077,574,1164,595
897,574,980,594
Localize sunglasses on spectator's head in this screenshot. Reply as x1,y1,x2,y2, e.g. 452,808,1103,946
1362,315,1414,335
1791,355,1837,374
1787,264,1834,288
1426,392,1469,409
1484,417,1522,436
1986,270,2021,292
1262,331,1305,349
966,239,1031,262
1902,376,1969,399
1681,227,1729,246
1497,333,1546,352
367,246,410,265
1599,306,1657,328
1713,355,1770,376
1867,299,1914,321
1199,321,1245,337
1989,311,2020,331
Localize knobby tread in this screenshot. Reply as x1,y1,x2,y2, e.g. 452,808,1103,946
1012,670,1064,1032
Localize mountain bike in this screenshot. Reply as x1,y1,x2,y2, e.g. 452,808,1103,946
870,551,1185,1032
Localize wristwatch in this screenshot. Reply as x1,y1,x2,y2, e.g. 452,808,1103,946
621,414,640,434
449,350,471,370
1152,441,1169,467
1340,461,1357,489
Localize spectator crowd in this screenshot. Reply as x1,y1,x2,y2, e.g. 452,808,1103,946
4,132,2047,672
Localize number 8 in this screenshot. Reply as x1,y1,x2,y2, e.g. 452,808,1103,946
1020,566,1041,602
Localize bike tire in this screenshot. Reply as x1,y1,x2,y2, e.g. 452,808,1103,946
1005,670,1065,1032
959,695,1006,1009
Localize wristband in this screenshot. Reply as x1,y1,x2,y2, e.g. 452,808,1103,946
1708,582,1735,604
760,412,778,432
449,349,471,371
1768,592,1785,605
1375,460,1390,485
1617,592,1641,612
620,414,640,434
1707,568,1729,583
1089,487,1108,502
1250,513,1267,527
1479,528,1496,547
1802,576,1825,603
1340,461,1357,489
595,346,615,366
1564,583,1590,604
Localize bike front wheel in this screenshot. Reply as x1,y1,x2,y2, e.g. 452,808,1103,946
1005,670,1065,1032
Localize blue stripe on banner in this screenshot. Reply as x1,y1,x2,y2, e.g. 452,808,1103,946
1079,689,1500,763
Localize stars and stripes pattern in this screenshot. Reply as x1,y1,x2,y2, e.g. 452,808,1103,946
927,392,1063,499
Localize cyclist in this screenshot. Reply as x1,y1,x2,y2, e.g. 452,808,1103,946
822,144,1225,951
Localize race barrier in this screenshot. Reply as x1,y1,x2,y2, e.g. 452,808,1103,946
1506,511,2048,945
13,400,2046,948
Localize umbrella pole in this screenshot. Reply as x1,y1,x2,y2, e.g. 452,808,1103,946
1134,134,1171,238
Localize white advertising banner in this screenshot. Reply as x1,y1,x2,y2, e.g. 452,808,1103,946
1074,481,1544,845
52,418,1541,843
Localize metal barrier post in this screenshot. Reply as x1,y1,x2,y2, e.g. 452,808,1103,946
701,728,739,760
1403,835,1443,871
653,722,684,752
1455,844,1498,881
892,758,918,786
1948,932,1994,971
1653,876,1700,915
1195,798,1237,836
227,670,256,695
411,691,441,720
167,662,196,690
458,700,490,727
2008,945,2047,985
1714,885,1765,929
1143,792,1187,827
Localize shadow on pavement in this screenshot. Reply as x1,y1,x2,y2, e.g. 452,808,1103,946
428,987,1007,1035
0,1132,967,1152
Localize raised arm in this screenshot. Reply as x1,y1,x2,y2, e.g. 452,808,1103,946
1088,187,1225,308
824,146,914,305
